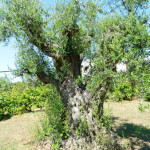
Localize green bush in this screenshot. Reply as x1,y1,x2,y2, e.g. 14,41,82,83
144,87,150,101
0,82,55,119
0,95,11,119
109,73,140,101
35,86,66,149
0,77,12,93
139,103,150,112
112,81,133,101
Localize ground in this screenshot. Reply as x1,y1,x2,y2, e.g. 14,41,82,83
0,111,44,150
105,100,150,150
0,100,150,150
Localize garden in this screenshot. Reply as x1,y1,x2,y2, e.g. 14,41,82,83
0,0,150,149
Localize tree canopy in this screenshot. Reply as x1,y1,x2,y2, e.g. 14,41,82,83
0,0,149,84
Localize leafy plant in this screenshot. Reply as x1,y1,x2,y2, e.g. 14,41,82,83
0,82,55,118
35,86,66,149
76,117,89,136
144,87,150,101
139,103,150,113
0,77,12,93
109,73,140,101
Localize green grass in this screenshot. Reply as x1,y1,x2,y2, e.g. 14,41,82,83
105,100,150,150
0,111,43,150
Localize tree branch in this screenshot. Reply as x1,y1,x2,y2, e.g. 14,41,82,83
23,15,61,60
36,71,59,87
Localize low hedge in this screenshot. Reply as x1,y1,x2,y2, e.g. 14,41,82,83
0,83,57,119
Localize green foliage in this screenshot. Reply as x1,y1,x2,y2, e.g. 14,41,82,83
0,0,149,92
113,81,133,101
0,77,12,119
92,101,113,131
0,0,149,84
87,12,149,92
45,86,64,136
0,82,54,119
111,76,138,101
116,0,149,15
105,69,150,102
140,79,150,101
0,77,12,92
139,103,150,113
143,86,150,101
91,103,113,146
0,95,9,119
102,108,113,131
0,0,100,80
76,117,89,136
35,86,67,149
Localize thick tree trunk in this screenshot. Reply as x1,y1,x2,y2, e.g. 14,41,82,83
59,77,109,129
65,55,82,78
58,55,110,129
59,77,123,150
37,57,122,149
54,54,82,79
59,77,94,129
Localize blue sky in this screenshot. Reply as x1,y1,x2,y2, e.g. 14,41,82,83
0,40,18,80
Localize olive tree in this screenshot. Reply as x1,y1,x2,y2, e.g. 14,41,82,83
0,0,149,147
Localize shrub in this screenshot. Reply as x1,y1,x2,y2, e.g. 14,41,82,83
112,81,133,101
0,95,11,120
144,87,150,101
139,103,150,112
109,73,140,101
0,83,55,118
0,77,12,93
35,86,66,149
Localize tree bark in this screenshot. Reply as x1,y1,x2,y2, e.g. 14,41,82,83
59,76,113,149
59,77,95,131
65,55,82,79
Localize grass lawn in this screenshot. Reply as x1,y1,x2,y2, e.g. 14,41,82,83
0,100,149,150
0,111,43,150
105,100,150,150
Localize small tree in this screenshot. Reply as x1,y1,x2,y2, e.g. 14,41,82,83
0,0,149,147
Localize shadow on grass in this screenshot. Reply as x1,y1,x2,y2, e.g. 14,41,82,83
115,122,150,142
112,117,150,150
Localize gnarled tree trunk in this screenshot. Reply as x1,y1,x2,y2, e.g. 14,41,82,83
59,77,94,128
57,55,110,131
58,75,120,150
36,53,122,149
